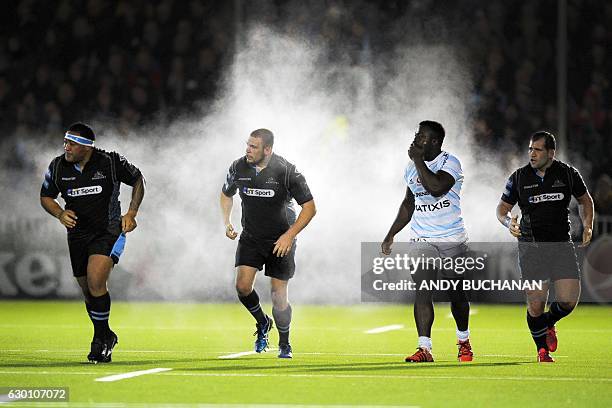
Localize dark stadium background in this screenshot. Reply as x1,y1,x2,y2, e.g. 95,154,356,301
0,0,610,301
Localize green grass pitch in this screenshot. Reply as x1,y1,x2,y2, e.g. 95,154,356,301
1,301,611,407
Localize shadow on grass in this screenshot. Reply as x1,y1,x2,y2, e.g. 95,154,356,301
180,359,529,373
0,358,197,369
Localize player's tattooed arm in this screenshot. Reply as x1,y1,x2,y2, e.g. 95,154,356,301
122,176,145,233
576,191,594,247
381,187,415,255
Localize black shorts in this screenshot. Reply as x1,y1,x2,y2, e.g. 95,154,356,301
518,241,580,282
68,231,126,277
235,232,296,281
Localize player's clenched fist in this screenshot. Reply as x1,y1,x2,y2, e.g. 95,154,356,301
225,223,238,240
58,209,78,229
508,215,521,237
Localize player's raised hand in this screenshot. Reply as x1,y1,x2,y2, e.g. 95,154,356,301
509,215,521,237
381,237,393,255
579,226,592,247
225,223,238,240
59,209,78,229
121,211,137,233
273,231,294,257
408,142,424,161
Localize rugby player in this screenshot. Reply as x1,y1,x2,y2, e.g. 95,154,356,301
40,123,145,363
497,131,593,362
382,120,473,363
220,128,316,358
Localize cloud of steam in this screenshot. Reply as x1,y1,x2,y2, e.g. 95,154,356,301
11,23,520,304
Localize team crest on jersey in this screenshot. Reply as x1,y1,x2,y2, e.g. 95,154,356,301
92,171,106,180
552,179,566,188
243,187,275,197
67,186,103,197
529,193,564,203
265,177,279,184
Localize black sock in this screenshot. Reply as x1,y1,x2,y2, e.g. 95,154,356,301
239,290,267,324
546,302,573,327
273,304,292,345
88,292,111,338
527,311,548,351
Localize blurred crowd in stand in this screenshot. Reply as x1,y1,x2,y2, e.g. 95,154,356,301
1,0,610,215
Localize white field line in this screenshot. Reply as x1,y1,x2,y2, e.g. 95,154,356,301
94,368,172,382
364,324,404,334
218,348,277,359
0,371,606,383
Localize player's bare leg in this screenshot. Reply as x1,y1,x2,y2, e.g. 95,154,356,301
405,281,435,362
449,285,472,362
271,278,292,358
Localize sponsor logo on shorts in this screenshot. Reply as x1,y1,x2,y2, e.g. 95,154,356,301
243,187,275,197
67,185,103,197
528,193,564,203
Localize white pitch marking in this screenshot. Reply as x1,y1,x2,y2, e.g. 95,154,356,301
218,349,277,359
94,368,172,382
364,324,404,334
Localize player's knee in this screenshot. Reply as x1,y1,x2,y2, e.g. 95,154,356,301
559,301,577,311
87,280,107,297
527,302,545,317
271,289,288,309
235,282,253,297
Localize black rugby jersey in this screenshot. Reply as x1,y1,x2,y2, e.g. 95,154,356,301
41,148,142,235
222,153,313,241
501,159,587,242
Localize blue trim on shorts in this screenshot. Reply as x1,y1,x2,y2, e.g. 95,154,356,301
110,233,126,264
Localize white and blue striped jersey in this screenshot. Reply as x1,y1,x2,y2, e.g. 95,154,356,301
404,151,467,242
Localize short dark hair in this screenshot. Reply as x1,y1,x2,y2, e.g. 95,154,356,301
530,131,556,150
67,122,96,141
419,120,445,144
250,128,274,147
